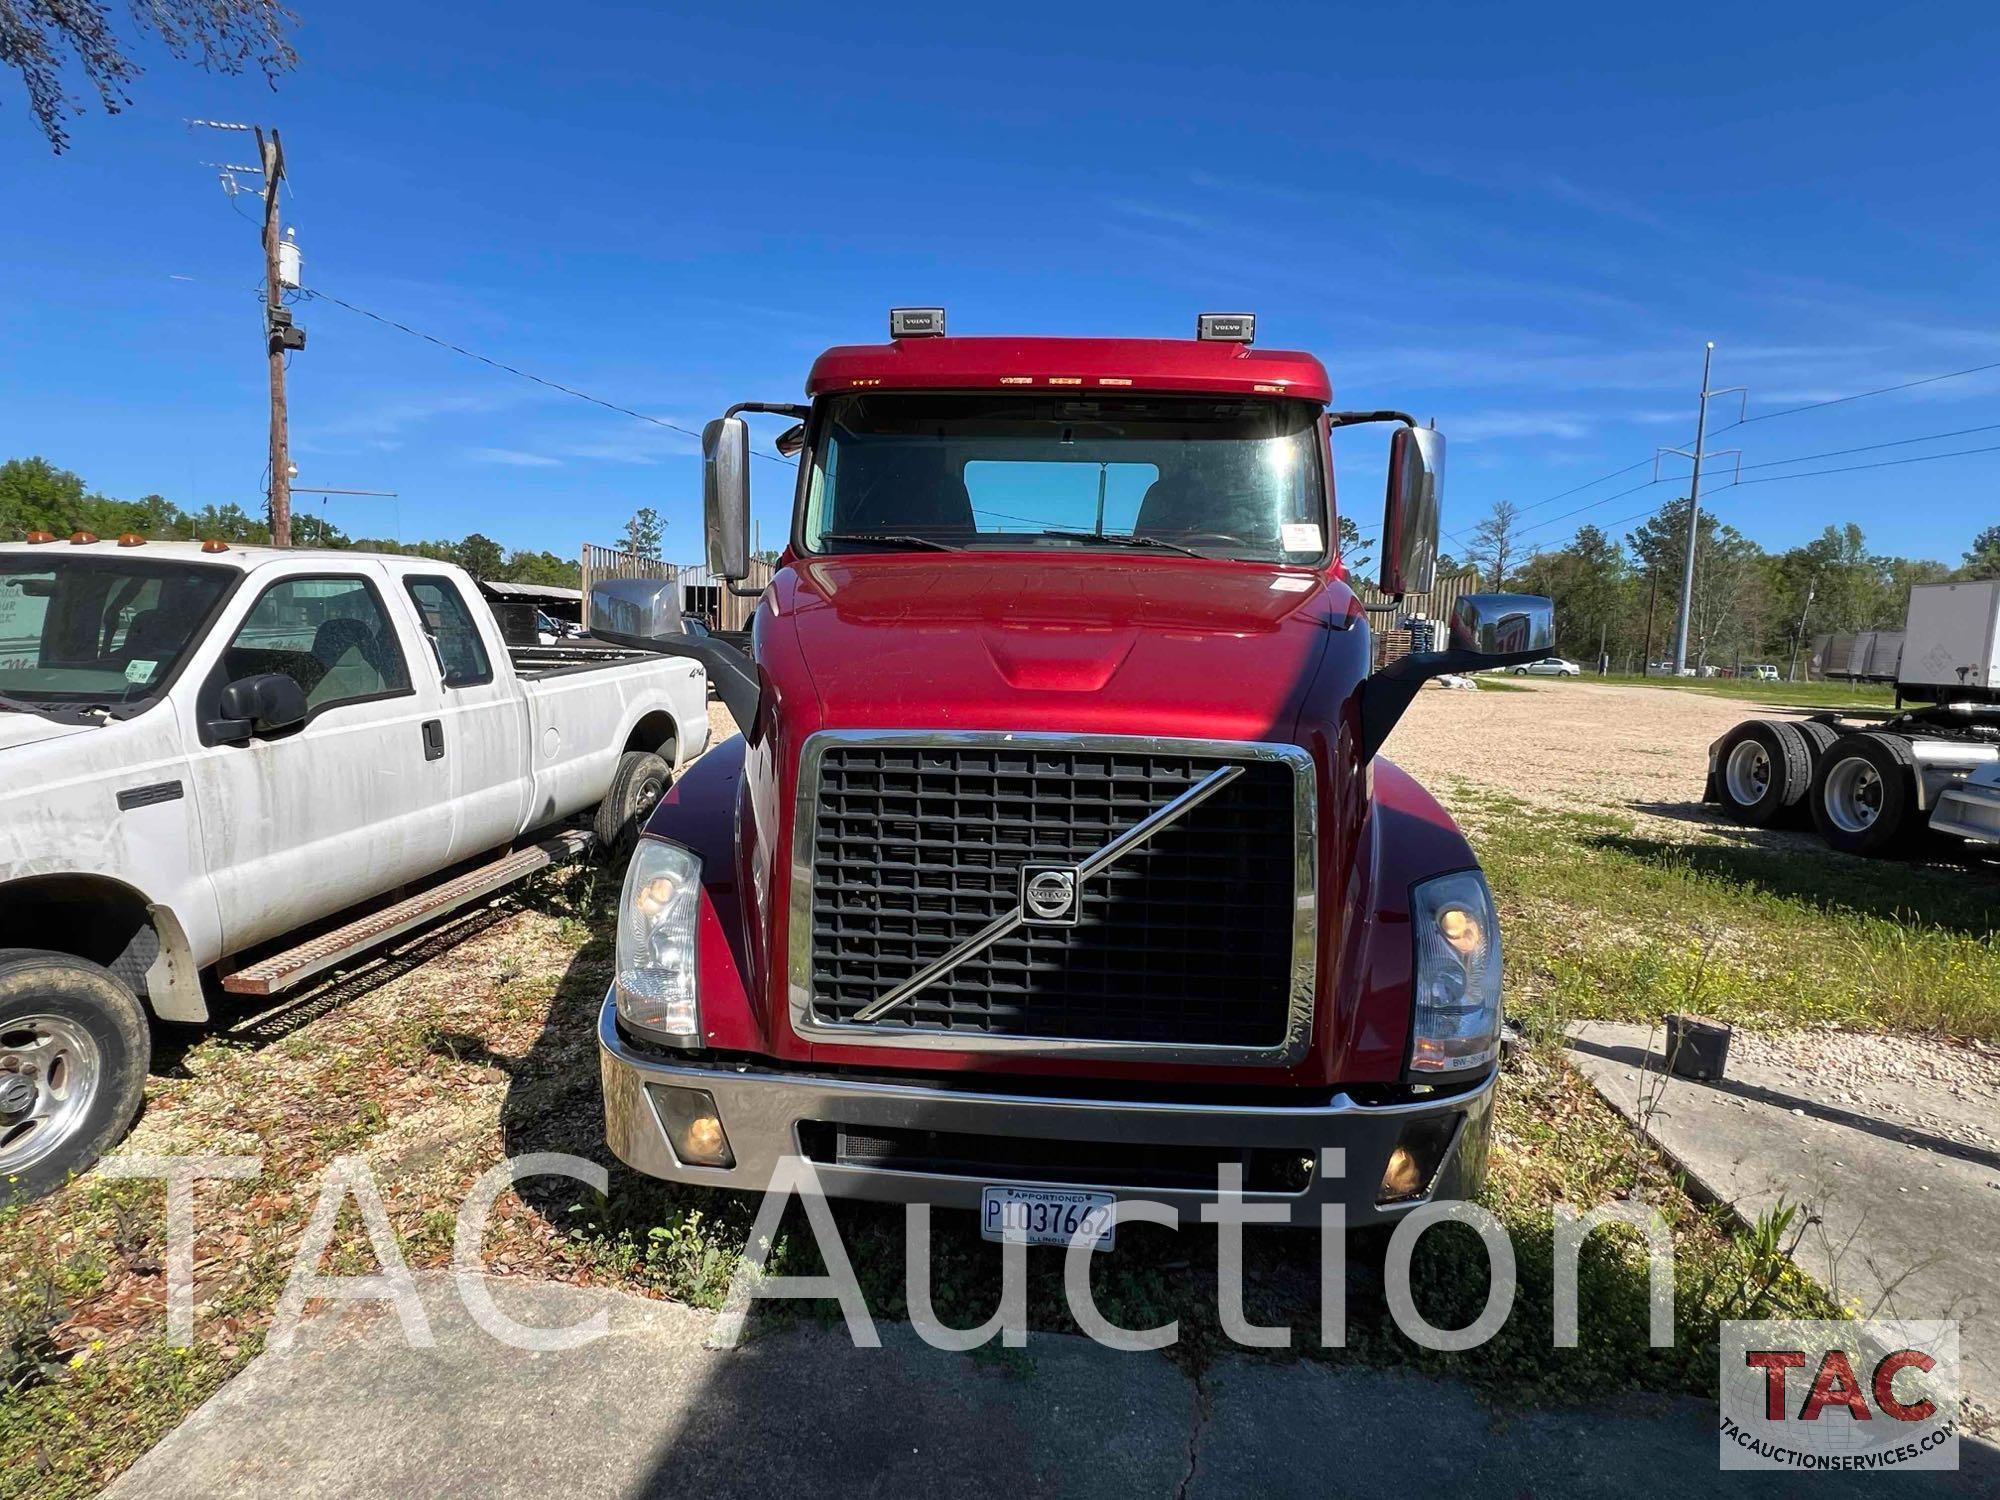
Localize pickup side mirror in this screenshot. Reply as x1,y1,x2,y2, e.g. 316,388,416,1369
1357,592,1555,762
1379,426,1442,597
211,672,309,744
703,415,751,581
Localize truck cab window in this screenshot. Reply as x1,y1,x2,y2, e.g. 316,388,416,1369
225,576,412,714
404,576,494,687
0,558,231,708
804,394,1328,563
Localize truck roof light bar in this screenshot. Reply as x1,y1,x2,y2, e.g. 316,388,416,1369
1197,312,1256,344
890,307,946,339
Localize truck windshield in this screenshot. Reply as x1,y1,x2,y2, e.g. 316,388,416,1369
803,393,1328,564
0,557,233,712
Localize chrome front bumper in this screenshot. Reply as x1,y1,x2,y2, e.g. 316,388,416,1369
599,995,1496,1227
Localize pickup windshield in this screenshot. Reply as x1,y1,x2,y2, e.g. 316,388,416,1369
802,393,1328,564
0,556,233,711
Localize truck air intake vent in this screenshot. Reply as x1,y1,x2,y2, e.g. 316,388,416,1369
797,737,1309,1052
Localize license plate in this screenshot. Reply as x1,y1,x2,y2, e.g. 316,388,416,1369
979,1186,1116,1250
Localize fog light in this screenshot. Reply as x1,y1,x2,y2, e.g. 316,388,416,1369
1379,1146,1425,1202
649,1085,734,1168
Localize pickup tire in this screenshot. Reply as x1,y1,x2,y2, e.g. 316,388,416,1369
1712,719,1811,826
0,951,150,1206
1811,732,1919,857
594,750,673,861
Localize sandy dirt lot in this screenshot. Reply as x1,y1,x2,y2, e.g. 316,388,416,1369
1381,678,1806,822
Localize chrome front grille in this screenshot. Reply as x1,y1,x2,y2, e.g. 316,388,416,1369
787,733,1316,1063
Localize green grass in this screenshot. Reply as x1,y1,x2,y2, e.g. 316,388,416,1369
1591,671,1898,711
1449,784,2000,1042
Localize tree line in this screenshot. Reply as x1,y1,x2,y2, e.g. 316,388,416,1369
1464,496,2000,672
1,456,582,589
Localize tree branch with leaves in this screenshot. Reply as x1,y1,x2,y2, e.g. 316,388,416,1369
2,0,297,152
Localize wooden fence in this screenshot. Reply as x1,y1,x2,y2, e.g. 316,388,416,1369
1350,568,1482,668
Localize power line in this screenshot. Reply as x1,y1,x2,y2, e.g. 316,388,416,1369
1724,440,2000,488
299,289,797,466
1711,357,2000,433
1728,419,2000,475
1512,455,1656,518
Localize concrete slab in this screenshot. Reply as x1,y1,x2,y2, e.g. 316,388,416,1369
106,1272,2000,1498
1566,1020,2000,1412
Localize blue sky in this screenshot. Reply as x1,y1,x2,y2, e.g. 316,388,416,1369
4,2,1997,566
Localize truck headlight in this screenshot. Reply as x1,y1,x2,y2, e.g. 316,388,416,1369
615,839,702,1044
1408,869,1502,1075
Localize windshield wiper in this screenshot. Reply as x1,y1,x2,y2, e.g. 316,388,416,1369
0,692,92,724
1030,530,1205,559
820,532,961,552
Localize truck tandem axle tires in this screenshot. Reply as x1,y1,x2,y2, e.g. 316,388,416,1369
1712,719,1812,826
1810,731,1920,857
0,950,150,1206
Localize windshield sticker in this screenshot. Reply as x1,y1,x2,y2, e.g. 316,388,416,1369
1281,523,1323,552
125,659,159,685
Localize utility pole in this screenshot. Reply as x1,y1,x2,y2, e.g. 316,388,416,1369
1787,579,1817,682
256,126,292,547
191,120,305,547
1641,568,1659,673
1656,343,1744,675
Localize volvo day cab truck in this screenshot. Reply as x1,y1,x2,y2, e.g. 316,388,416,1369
598,311,1554,1241
0,540,709,1202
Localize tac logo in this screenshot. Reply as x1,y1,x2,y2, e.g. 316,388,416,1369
1719,1320,1959,1471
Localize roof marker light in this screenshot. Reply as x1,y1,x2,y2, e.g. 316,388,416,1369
1197,312,1256,344
69,531,99,545
117,533,146,547
890,307,946,339
201,538,230,554
24,530,56,544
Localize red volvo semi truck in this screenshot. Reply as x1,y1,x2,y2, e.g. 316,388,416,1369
593,311,1553,1240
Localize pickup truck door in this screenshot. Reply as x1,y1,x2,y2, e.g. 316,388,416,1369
400,573,532,862
185,565,455,955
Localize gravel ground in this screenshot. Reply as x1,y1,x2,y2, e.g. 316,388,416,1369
1728,1027,2000,1153
1381,676,1808,824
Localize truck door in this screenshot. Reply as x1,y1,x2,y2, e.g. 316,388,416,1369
185,566,454,955
401,573,531,862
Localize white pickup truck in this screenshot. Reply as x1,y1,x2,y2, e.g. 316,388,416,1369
0,537,710,1201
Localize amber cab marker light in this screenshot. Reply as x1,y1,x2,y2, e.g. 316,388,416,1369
69,531,99,545
24,530,56,544
200,538,230,554
116,533,146,548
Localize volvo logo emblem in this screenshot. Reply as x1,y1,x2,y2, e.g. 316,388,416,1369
1021,865,1081,925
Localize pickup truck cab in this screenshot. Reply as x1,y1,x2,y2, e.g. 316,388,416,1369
0,539,708,1200
598,312,1553,1238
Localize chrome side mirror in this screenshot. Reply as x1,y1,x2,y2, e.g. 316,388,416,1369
1449,593,1555,659
703,415,751,581
1379,426,1442,597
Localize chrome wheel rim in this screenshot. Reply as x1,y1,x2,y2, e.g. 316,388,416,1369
1724,740,1772,805
1824,757,1883,834
0,1015,103,1177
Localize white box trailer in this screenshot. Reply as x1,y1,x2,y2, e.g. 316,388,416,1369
1902,580,2000,694
1706,580,2000,856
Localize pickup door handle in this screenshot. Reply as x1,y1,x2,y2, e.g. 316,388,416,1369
421,719,445,761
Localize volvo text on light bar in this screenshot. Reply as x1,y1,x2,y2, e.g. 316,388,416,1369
890,307,946,338
1197,312,1256,344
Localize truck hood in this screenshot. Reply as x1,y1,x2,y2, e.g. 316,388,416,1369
777,553,1354,742
0,712,93,753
